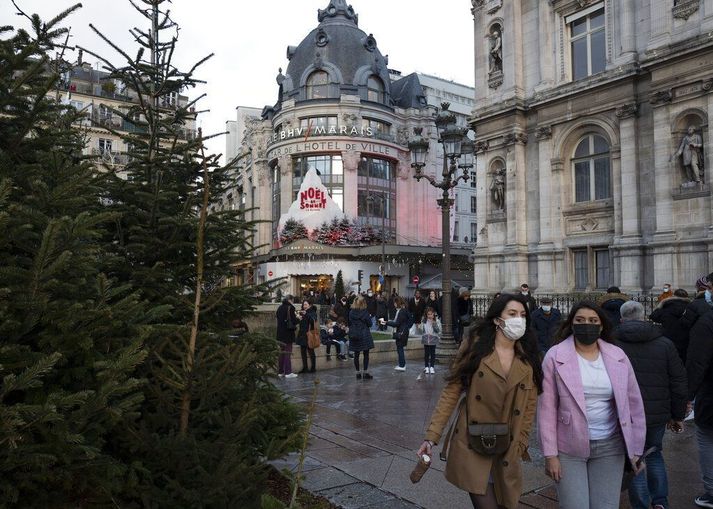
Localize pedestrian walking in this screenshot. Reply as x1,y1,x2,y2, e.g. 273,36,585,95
650,289,691,362
531,296,561,356
275,295,299,379
597,286,630,326
296,299,318,373
425,290,441,318
686,303,713,508
657,283,673,303
409,289,426,325
417,294,543,509
383,296,413,372
419,306,441,374
519,283,537,313
455,287,474,344
614,301,688,509
376,291,388,331
538,301,646,509
349,295,375,380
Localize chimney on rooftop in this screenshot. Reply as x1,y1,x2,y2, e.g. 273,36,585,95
77,48,83,66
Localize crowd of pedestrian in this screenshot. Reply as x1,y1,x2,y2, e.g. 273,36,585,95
415,274,713,509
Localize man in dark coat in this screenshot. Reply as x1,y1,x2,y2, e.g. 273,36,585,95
275,295,299,378
531,297,561,355
650,289,691,362
409,289,426,325
375,292,388,331
597,286,630,326
365,289,377,329
332,295,350,322
519,283,537,313
679,273,713,334
686,309,713,508
614,301,687,509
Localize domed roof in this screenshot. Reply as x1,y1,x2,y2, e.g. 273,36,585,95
281,0,391,104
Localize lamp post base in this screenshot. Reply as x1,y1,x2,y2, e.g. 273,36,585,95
436,333,459,362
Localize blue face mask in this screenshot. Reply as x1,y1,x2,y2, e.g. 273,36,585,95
706,290,713,305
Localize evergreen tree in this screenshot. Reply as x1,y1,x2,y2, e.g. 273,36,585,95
334,270,345,299
84,1,302,506
0,6,150,506
279,218,308,245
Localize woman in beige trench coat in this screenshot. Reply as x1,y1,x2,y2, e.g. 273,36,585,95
417,294,543,509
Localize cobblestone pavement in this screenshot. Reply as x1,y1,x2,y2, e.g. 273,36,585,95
273,360,702,508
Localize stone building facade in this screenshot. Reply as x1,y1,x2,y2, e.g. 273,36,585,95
470,0,713,294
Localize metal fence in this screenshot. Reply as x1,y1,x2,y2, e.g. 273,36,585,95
470,293,661,319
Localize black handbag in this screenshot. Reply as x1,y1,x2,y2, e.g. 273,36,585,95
467,423,511,456
464,380,511,456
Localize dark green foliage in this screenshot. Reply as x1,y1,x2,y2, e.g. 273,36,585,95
83,1,303,506
334,270,345,300
0,6,151,506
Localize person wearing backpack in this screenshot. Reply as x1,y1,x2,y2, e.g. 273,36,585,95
419,306,442,374
382,296,413,372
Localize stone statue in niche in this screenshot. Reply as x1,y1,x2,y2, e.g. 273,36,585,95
490,168,505,210
488,26,502,75
672,126,704,183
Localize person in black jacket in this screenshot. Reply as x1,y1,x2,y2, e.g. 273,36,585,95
597,286,630,326
454,287,473,344
531,297,561,355
408,290,426,324
679,274,713,335
650,290,691,362
295,300,318,373
383,296,411,372
376,291,388,331
348,296,375,380
687,309,713,508
275,295,299,378
614,301,688,509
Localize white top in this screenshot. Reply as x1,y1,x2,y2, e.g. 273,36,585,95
577,353,618,440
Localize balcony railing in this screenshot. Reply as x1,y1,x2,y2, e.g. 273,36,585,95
91,148,130,166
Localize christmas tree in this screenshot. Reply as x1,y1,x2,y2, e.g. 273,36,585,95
84,1,302,506
0,6,149,505
279,218,308,245
334,270,345,299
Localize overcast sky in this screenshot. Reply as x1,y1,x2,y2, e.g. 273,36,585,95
9,0,474,156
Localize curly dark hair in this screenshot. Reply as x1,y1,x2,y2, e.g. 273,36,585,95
553,300,613,344
445,293,543,393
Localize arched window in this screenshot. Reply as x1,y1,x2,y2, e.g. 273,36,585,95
572,134,610,203
367,76,385,103
306,71,329,99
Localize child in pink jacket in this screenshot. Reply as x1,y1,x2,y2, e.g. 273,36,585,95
537,301,646,509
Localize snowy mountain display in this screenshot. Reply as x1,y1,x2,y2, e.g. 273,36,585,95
277,167,345,234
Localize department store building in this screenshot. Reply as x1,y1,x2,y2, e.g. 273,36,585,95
223,1,476,297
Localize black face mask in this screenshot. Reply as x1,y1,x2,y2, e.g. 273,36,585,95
572,323,601,345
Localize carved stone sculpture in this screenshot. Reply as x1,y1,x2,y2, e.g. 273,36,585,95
490,168,506,210
673,126,704,183
488,26,502,75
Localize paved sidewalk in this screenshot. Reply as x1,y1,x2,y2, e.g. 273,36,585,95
273,360,702,508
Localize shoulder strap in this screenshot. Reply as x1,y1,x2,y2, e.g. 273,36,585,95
440,393,466,462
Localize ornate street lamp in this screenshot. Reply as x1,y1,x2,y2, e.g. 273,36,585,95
408,102,475,360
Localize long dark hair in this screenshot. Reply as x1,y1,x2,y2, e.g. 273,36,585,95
553,300,613,344
446,293,543,393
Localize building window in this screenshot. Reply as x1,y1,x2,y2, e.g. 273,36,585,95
572,247,611,290
367,75,385,103
306,71,329,99
470,171,477,188
453,221,459,242
470,222,477,242
98,138,112,155
362,117,391,139
455,193,459,212
272,166,281,232
595,248,610,289
573,249,588,290
299,116,338,134
470,196,477,213
568,5,606,80
573,134,610,203
292,155,344,210
358,156,394,180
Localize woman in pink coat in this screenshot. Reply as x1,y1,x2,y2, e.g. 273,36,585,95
537,301,646,509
